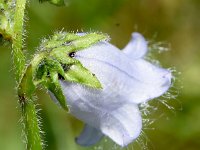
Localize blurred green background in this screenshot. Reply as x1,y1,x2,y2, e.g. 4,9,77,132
0,0,200,149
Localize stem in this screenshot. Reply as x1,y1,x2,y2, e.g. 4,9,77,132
13,0,43,149
18,64,43,150
13,0,26,82
22,100,43,150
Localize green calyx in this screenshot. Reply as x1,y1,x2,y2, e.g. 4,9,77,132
19,32,108,110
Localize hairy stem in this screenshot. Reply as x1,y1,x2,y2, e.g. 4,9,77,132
13,0,43,149
18,63,43,150
21,100,43,150
13,0,26,82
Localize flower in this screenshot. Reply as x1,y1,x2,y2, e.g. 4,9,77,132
51,32,172,147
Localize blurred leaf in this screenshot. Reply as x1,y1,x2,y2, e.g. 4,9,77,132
39,0,65,6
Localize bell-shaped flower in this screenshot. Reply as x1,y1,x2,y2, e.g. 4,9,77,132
51,32,172,147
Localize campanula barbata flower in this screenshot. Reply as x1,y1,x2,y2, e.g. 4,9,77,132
51,32,172,147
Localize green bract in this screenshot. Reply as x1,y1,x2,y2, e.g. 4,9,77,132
18,32,108,110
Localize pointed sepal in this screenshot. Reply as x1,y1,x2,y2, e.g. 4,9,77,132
45,75,68,111
64,62,102,89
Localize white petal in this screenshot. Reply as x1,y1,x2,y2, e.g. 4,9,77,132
74,42,136,107
61,63,129,111
100,103,142,147
59,80,104,127
123,32,148,59
76,33,86,36
60,81,142,147
75,42,171,104
126,59,172,103
76,124,104,146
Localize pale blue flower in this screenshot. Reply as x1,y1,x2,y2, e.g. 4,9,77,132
52,32,171,147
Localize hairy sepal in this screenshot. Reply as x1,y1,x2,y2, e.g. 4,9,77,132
65,62,102,89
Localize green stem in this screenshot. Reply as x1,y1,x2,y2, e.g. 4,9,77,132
13,0,26,82
13,0,43,149
18,64,43,150
22,100,43,150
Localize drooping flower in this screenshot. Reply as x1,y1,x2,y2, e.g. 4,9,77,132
51,32,172,147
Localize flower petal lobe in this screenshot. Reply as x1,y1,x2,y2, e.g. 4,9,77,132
100,103,142,147
126,59,172,103
123,32,148,59
76,124,104,146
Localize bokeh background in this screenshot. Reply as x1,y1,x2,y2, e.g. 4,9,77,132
0,0,200,149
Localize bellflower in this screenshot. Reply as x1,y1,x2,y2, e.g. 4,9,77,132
51,32,172,147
